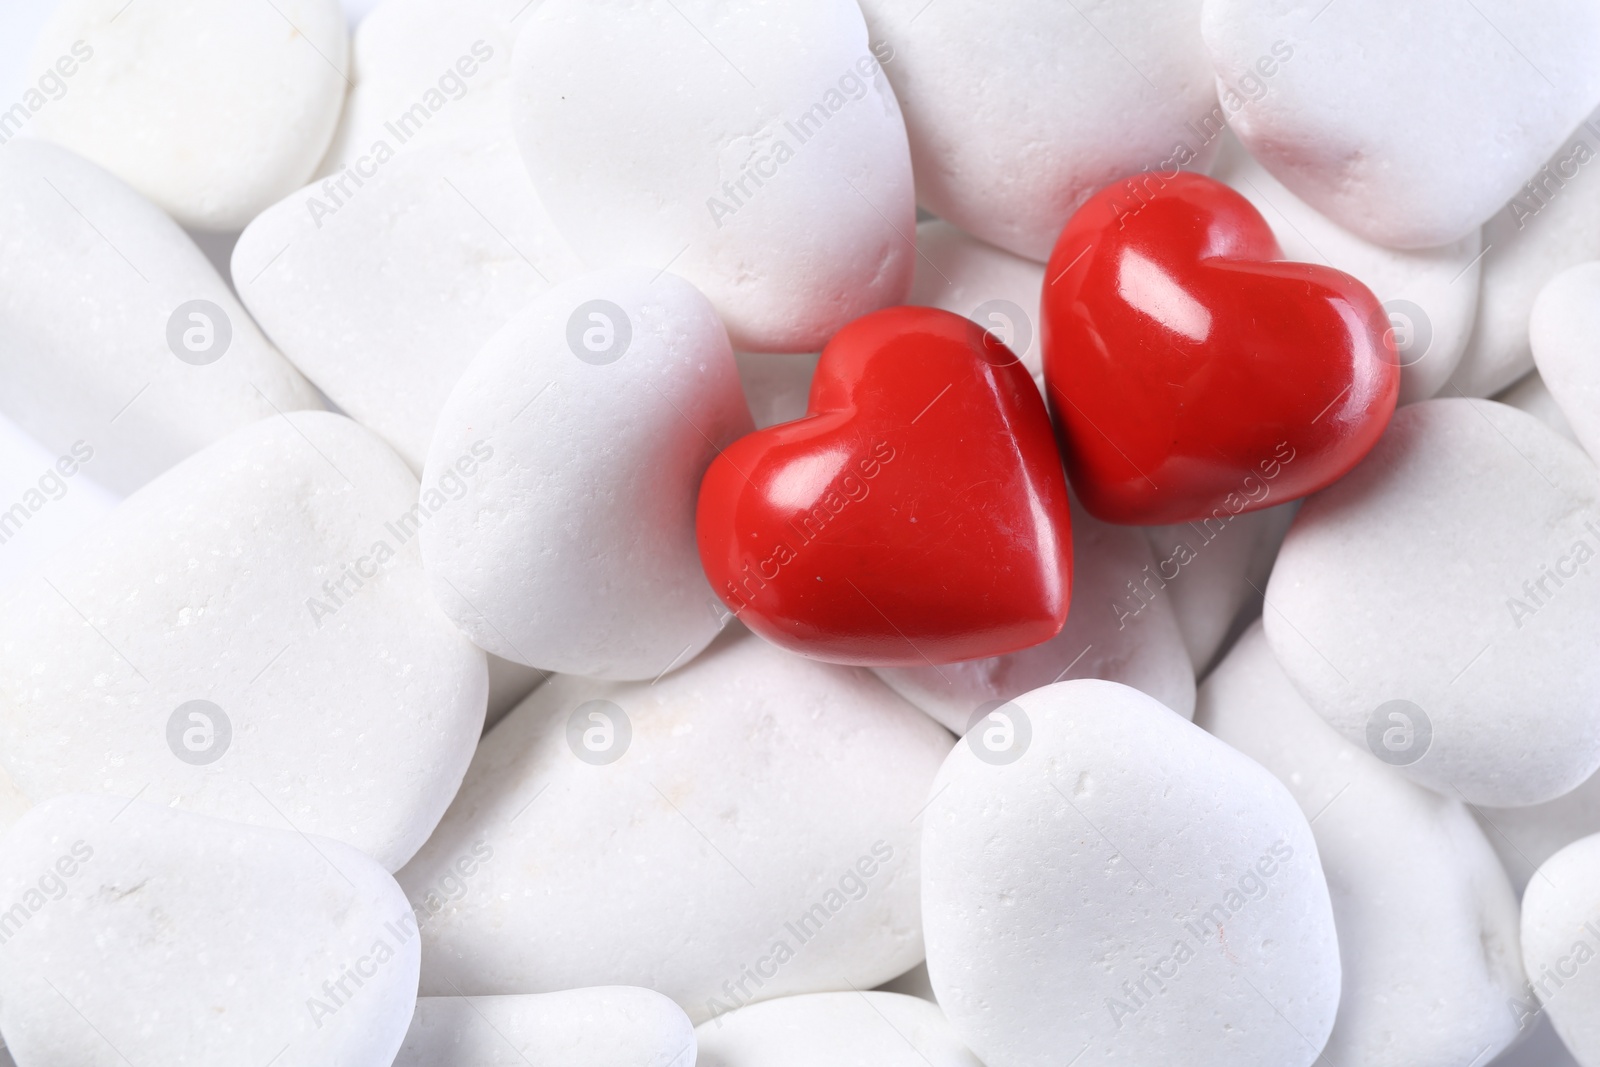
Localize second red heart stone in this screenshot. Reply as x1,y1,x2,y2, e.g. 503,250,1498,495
696,306,1073,666
1041,171,1400,525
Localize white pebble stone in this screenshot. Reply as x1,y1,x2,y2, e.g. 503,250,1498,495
696,992,981,1067
1520,834,1600,1064
1202,0,1600,249
320,0,524,172
922,678,1340,1067
26,0,350,231
908,220,1044,383
1450,109,1600,398
1211,133,1482,403
0,412,488,871
875,499,1195,732
1477,770,1600,895
735,351,820,431
857,0,1221,262
511,0,915,352
0,139,321,494
1142,501,1296,672
1198,623,1527,1067
397,629,951,1021
420,267,751,680
0,794,418,1066
1499,370,1582,448
395,988,696,1067
1266,398,1600,807
234,125,581,471
1532,261,1600,465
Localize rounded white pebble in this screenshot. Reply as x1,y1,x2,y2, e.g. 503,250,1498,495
1499,370,1582,449
0,138,321,494
875,499,1195,732
696,992,981,1067
420,267,752,680
908,220,1045,383
1531,261,1600,465
857,0,1221,262
397,629,951,1021
1520,833,1600,1064
234,125,582,471
1266,398,1600,807
1199,623,1527,1067
921,678,1341,1067
26,0,350,231
0,412,488,871
0,794,418,1066
395,988,696,1067
510,0,915,352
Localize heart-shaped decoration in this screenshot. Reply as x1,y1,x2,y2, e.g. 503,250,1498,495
1041,172,1399,525
696,306,1072,666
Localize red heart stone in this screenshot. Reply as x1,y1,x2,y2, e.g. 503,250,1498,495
1041,171,1399,525
696,306,1073,666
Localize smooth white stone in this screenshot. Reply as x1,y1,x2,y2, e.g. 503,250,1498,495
395,989,696,1067
0,138,321,495
1498,371,1582,448
695,992,980,1067
1143,501,1296,672
735,351,820,430
511,0,916,352
1532,261,1600,464
234,125,581,471
1211,132,1481,403
26,0,349,231
1202,1,1600,249
875,499,1195,732
1199,623,1526,1067
0,794,418,1066
922,678,1340,1067
321,0,524,173
1478,769,1600,896
0,410,118,589
908,220,1044,384
420,268,751,680
0,412,487,871
397,629,951,1021
1521,834,1600,1064
1266,398,1600,807
1450,109,1600,398
857,0,1221,262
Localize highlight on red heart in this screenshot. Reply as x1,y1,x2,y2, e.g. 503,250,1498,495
695,305,1073,667
1040,171,1400,526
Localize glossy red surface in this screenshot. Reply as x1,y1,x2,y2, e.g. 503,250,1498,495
696,306,1073,666
1040,171,1400,525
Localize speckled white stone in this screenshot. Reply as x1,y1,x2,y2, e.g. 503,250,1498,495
696,992,981,1067
397,629,951,1022
908,220,1044,383
511,0,915,352
1531,261,1600,465
395,989,696,1067
420,268,751,679
0,412,488,871
26,0,349,230
1478,768,1600,896
922,678,1340,1067
1199,623,1526,1067
0,794,418,1066
875,499,1195,732
1266,399,1600,807
1499,370,1582,448
857,0,1221,262
1450,109,1600,398
1520,834,1600,1064
1203,0,1600,249
1211,132,1482,403
0,139,320,494
234,125,581,472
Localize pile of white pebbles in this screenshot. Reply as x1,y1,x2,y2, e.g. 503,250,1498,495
2,0,1600,1065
